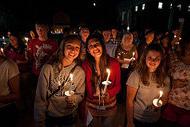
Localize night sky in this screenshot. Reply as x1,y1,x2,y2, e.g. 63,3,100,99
1,0,124,32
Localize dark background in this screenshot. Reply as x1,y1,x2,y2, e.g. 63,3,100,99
0,0,123,32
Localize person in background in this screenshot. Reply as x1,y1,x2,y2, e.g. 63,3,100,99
137,29,155,58
132,30,141,47
161,31,190,127
34,35,85,127
79,25,90,61
27,21,58,114
102,27,117,58
27,21,58,77
115,32,138,104
126,43,170,127
82,33,120,127
0,49,20,127
4,32,29,73
110,27,121,45
4,32,31,111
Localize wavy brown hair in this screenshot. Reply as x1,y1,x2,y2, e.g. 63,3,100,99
47,35,81,66
136,43,166,87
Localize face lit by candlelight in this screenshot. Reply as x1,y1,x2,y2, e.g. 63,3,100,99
64,40,80,62
88,39,102,58
146,50,161,72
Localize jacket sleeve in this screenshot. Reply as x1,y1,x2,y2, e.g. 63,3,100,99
34,65,50,127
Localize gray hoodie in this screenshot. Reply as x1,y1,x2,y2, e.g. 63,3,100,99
34,62,85,127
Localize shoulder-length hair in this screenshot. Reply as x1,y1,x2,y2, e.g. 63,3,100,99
9,32,26,53
47,35,81,66
86,33,110,86
136,43,166,87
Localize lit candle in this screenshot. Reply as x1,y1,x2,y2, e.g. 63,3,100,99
130,52,135,61
157,90,163,104
102,69,111,94
65,73,74,96
106,69,110,81
153,90,163,107
0,48,4,56
0,48,4,53
24,37,29,42
132,52,135,57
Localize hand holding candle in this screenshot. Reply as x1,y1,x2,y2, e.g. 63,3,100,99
153,90,163,107
130,52,136,61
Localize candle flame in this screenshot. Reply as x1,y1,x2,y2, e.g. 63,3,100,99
132,52,135,56
159,90,163,98
106,68,110,74
0,48,3,53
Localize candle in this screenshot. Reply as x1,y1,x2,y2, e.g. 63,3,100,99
157,90,163,104
65,73,74,96
130,52,135,61
102,68,111,95
106,69,110,81
153,90,163,107
24,37,29,42
132,52,135,57
0,48,4,53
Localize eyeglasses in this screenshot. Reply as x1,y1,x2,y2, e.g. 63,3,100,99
65,45,80,52
88,43,101,49
146,56,161,62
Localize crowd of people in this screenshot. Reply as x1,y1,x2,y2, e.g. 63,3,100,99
0,21,190,127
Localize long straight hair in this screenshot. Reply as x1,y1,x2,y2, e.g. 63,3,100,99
136,43,166,87
86,33,110,88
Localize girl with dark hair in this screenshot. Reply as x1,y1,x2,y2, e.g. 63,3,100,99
34,35,85,127
4,32,29,73
126,43,170,127
82,33,121,127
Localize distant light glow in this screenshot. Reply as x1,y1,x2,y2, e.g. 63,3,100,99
188,5,190,12
170,3,173,8
177,4,182,11
127,26,130,31
158,2,163,9
93,2,96,7
135,6,138,12
142,4,145,10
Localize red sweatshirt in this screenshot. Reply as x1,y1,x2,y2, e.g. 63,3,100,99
82,57,121,116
